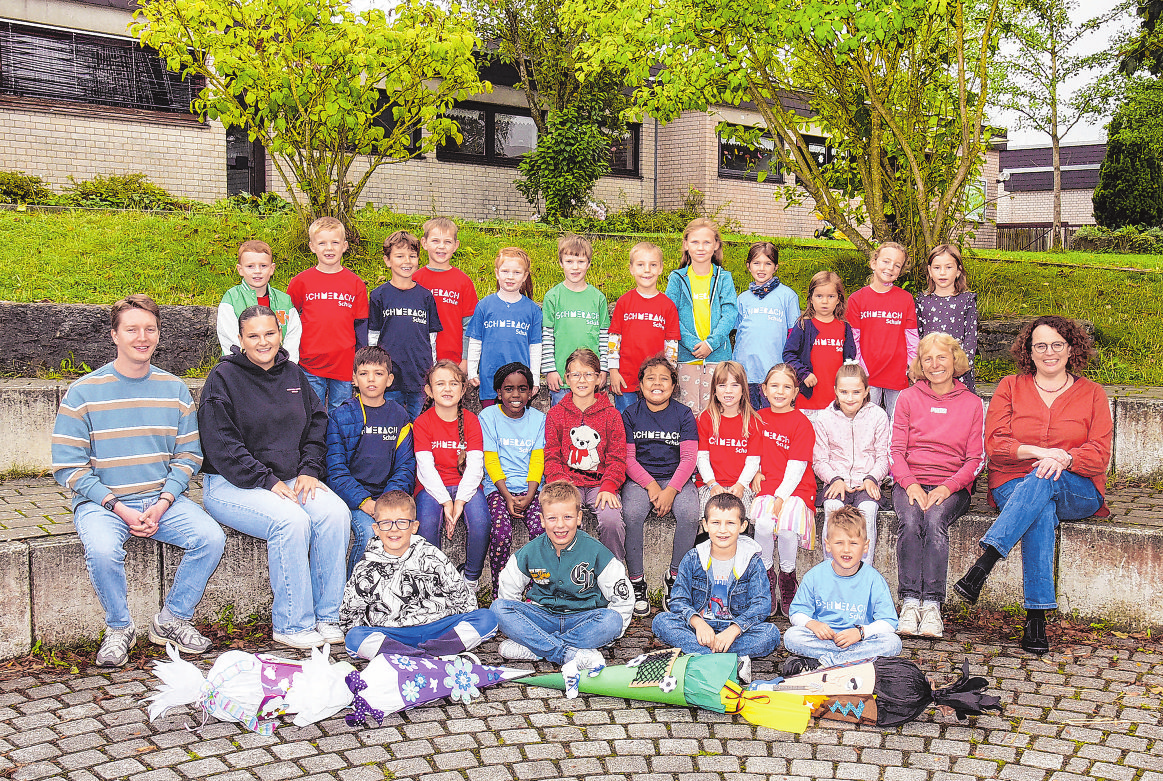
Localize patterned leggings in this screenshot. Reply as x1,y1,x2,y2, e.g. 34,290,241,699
486,491,544,593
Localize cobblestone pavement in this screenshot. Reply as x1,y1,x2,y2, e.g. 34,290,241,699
0,617,1161,781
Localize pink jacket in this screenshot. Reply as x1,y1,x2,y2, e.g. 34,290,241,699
811,401,891,487
889,380,985,493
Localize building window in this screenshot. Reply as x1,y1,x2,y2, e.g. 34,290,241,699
718,125,783,183
801,134,835,168
0,21,199,115
608,124,640,178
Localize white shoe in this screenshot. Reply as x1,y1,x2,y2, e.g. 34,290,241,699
316,623,344,645
273,629,326,650
737,655,752,684
572,648,606,671
355,632,386,660
918,604,945,638
464,577,480,593
498,639,539,661
898,604,921,636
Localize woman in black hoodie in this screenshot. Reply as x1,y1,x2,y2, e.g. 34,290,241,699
198,305,351,650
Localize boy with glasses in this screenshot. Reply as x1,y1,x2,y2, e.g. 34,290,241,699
339,490,498,659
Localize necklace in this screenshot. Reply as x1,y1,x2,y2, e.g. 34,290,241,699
1034,374,1070,394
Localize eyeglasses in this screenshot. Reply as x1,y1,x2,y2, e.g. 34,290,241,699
1031,341,1068,354
567,371,599,381
374,518,416,530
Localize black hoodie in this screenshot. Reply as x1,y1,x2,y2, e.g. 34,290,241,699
198,347,329,489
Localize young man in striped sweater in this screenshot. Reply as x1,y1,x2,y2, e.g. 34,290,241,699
52,295,225,667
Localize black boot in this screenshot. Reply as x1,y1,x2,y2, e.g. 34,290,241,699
1021,610,1049,655
953,546,1001,604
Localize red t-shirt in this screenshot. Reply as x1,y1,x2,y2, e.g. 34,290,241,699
756,408,816,505
696,411,762,487
411,407,484,488
847,285,916,390
414,265,478,363
610,290,680,392
287,267,369,380
797,317,847,411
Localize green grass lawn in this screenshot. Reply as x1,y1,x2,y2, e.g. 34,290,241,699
1,208,1160,384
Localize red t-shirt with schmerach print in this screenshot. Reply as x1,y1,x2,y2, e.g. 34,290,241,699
411,407,484,487
288,267,369,380
610,289,680,392
756,407,816,506
846,285,917,390
797,316,848,411
696,411,762,487
414,265,478,363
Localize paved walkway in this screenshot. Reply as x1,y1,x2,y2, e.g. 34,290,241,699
0,617,1160,781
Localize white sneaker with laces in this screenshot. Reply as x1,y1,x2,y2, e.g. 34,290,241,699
273,629,326,650
572,648,606,672
737,655,752,684
316,622,344,645
96,624,136,668
918,604,944,638
898,603,921,636
499,639,539,661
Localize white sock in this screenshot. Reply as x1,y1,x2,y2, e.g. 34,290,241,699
157,606,177,624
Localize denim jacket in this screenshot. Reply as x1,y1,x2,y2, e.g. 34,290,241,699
667,535,771,632
665,266,739,364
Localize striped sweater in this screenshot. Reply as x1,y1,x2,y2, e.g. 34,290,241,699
51,363,202,509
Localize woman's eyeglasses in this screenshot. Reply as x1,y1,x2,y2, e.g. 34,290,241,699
1031,341,1068,354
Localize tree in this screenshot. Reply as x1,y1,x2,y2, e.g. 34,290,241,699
470,0,630,219
133,0,485,236
566,0,1002,267
990,0,1124,249
1092,112,1163,228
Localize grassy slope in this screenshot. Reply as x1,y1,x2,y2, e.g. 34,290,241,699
2,209,1160,383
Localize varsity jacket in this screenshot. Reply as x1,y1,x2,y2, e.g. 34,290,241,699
217,283,302,362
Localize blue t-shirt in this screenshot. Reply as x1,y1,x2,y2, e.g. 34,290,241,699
733,285,801,385
479,405,546,496
467,294,543,401
349,401,409,496
368,283,442,392
621,398,698,482
788,559,899,632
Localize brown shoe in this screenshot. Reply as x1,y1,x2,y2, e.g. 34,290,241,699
767,567,779,616
778,570,799,617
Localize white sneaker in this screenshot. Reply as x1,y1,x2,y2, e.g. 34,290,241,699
498,639,539,661
273,629,326,650
464,577,480,593
737,655,752,684
572,648,606,671
316,623,344,645
898,604,921,636
918,604,944,638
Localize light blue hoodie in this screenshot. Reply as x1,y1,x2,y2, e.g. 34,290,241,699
665,265,739,364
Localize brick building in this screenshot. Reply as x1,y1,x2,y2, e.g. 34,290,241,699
994,142,1106,248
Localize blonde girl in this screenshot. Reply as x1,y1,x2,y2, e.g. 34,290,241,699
750,364,817,615
411,360,489,590
696,361,762,514
665,218,739,414
782,270,856,418
915,244,979,392
810,362,890,565
466,248,543,406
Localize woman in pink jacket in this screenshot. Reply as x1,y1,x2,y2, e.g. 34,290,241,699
890,333,985,639
811,362,891,564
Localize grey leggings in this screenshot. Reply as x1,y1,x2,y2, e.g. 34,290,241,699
620,479,700,579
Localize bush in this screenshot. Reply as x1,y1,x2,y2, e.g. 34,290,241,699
219,192,293,214
62,173,183,211
1073,224,1163,254
559,188,743,235
0,172,55,205
1093,112,1163,229
516,108,611,222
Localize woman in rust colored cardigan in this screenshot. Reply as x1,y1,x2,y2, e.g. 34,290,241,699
952,315,1112,655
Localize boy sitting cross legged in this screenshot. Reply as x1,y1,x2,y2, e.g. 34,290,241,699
491,480,634,669
781,506,901,676
339,490,498,660
651,493,780,683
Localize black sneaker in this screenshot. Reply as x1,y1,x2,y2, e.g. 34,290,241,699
780,655,821,677
631,578,650,618
953,564,989,605
661,571,676,612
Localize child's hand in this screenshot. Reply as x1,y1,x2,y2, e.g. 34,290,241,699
833,627,862,648
443,501,463,539
751,473,765,494
505,494,525,519
692,341,712,360
862,478,881,501
469,377,480,388
712,624,742,653
768,496,785,517
596,491,622,510
654,486,678,517
546,372,563,392
823,480,847,500
645,480,662,505
609,369,626,394
599,371,608,390
927,485,952,507
707,482,727,498
692,617,716,649
807,619,835,640
728,482,746,499
803,373,818,388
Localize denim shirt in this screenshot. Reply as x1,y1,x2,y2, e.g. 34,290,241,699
667,536,771,632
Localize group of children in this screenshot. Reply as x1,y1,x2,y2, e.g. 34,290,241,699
215,213,980,678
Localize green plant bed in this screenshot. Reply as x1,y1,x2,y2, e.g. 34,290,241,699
1,209,1160,384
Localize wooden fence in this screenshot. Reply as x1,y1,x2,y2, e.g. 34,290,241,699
995,225,1080,252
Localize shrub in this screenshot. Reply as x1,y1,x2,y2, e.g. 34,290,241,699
516,108,611,222
559,188,743,235
1093,112,1163,229
1073,224,1163,254
62,173,182,211
220,192,293,214
0,172,55,205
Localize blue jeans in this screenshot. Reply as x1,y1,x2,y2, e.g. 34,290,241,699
612,391,638,412
491,599,623,665
549,387,568,407
344,610,498,658
415,484,489,582
652,612,781,658
384,389,425,419
202,473,351,634
783,625,902,668
304,371,352,414
869,387,902,421
981,470,1102,609
73,496,225,630
348,507,376,580
747,383,770,411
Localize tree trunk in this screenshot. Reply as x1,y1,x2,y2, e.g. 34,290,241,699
1052,134,1063,250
